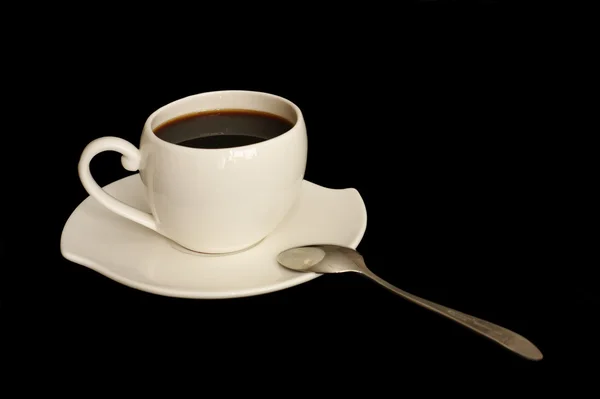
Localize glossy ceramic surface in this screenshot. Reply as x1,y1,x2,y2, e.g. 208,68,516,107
60,175,367,299
78,90,307,253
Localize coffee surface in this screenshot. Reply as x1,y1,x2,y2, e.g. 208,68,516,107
154,109,294,149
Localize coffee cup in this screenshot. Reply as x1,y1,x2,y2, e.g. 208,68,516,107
78,90,307,253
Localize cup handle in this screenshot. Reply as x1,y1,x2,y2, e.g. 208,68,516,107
78,136,157,232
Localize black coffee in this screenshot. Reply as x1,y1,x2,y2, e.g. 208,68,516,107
154,109,294,149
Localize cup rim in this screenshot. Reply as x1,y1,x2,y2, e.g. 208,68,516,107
143,90,303,152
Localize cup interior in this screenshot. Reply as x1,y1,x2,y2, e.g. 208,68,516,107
149,91,299,137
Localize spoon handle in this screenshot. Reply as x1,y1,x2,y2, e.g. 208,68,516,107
359,268,543,361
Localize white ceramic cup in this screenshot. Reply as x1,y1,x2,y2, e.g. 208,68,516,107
78,90,307,253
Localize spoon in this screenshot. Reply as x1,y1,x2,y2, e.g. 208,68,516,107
277,244,543,361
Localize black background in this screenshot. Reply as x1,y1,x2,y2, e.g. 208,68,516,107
3,1,598,392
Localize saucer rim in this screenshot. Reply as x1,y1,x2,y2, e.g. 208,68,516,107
60,176,367,299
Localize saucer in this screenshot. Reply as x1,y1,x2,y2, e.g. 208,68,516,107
60,174,367,299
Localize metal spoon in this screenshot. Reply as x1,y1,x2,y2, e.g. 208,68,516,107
277,244,543,361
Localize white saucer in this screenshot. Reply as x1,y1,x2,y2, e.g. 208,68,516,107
60,174,367,299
